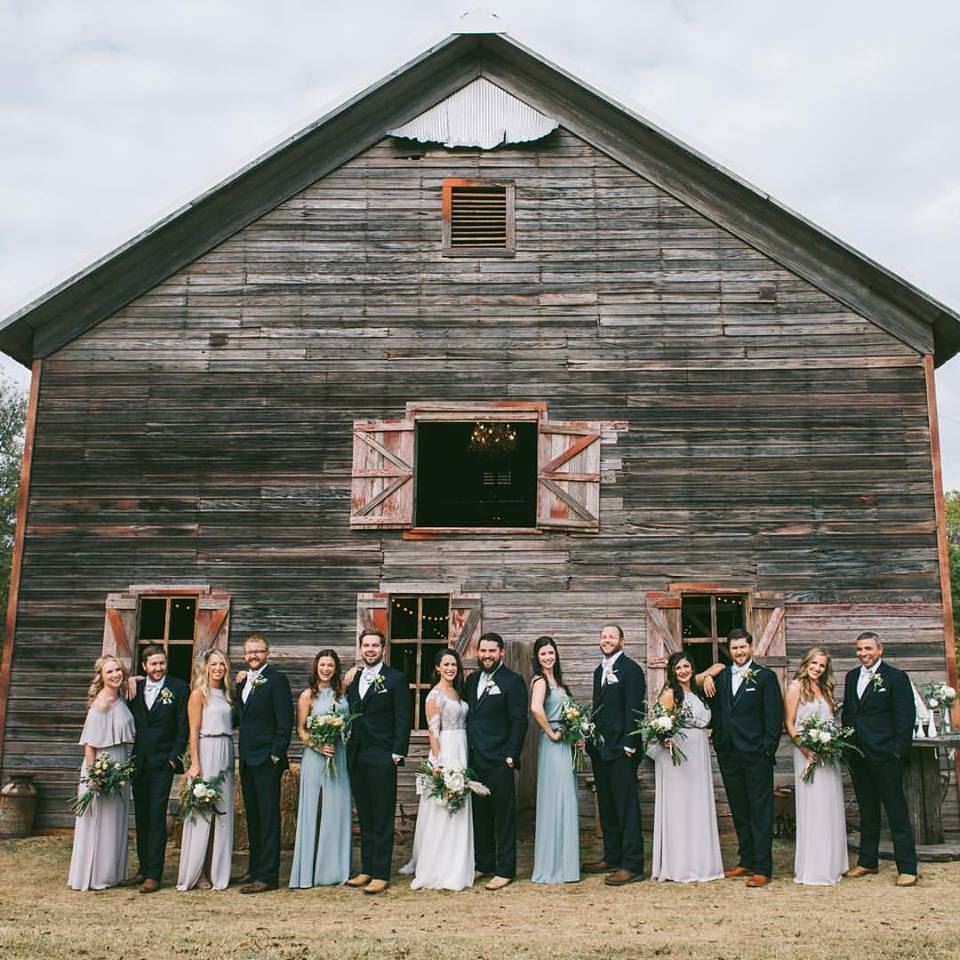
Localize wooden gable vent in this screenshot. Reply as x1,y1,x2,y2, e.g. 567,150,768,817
442,179,515,256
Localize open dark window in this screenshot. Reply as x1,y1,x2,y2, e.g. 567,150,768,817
136,595,198,683
415,421,537,528
680,593,747,673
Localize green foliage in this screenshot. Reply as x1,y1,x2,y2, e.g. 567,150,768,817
0,377,27,625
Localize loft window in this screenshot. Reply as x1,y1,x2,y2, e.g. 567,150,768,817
442,179,515,256
680,593,748,674
415,421,537,528
389,595,451,730
136,595,197,683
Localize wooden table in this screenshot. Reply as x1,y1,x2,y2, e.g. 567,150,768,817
906,735,960,844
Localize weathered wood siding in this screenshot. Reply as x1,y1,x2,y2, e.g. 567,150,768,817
1,128,951,829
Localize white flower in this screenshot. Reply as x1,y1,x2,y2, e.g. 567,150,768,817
444,770,466,793
930,698,940,708
653,715,674,732
193,783,206,798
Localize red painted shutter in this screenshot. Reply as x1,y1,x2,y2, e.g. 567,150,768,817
194,591,231,660
645,592,682,701
350,420,414,529
753,592,787,691
536,420,602,531
356,592,389,649
102,592,137,671
449,594,482,660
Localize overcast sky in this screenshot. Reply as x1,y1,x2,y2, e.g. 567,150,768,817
2,0,960,484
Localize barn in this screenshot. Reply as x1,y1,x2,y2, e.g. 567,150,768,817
1,26,958,833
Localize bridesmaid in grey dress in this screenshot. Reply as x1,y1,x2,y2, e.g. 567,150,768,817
530,636,580,884
785,646,849,885
176,649,236,891
289,649,352,887
649,651,724,883
68,656,136,891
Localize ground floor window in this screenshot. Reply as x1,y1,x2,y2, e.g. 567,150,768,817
680,593,748,673
136,595,198,682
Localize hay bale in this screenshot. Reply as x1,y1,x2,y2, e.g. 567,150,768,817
232,762,301,851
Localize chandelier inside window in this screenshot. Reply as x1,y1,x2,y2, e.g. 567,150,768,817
468,421,518,455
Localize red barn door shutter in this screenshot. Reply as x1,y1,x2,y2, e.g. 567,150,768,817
752,592,787,691
449,594,482,659
356,592,389,649
194,591,231,660
350,420,414,529
102,592,137,671
537,420,602,531
645,592,682,701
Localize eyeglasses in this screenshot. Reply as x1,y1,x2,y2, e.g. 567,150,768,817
245,648,268,655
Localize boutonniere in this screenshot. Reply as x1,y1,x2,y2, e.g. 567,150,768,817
250,674,267,689
743,667,759,687
871,672,886,693
372,674,386,694
158,687,174,705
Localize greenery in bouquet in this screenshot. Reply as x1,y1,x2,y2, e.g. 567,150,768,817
794,714,861,783
556,696,604,772
69,752,136,817
305,707,361,777
177,764,228,823
635,702,690,766
923,681,957,711
415,761,490,815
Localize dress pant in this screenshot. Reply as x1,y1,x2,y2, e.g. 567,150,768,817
471,761,517,879
352,752,398,881
593,752,644,874
848,752,917,874
717,749,774,877
132,764,175,881
240,759,283,886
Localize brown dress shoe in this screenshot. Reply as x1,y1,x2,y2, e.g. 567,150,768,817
239,880,277,894
844,865,879,878
346,873,371,888
724,866,752,879
745,874,770,888
231,873,253,886
138,878,160,894
896,873,918,887
582,861,614,874
484,876,513,891
604,869,642,886
119,874,144,888
363,878,389,895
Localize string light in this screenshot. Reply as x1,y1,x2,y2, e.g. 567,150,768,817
468,421,518,454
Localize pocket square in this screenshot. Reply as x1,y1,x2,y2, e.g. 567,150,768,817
603,674,619,686
487,685,502,696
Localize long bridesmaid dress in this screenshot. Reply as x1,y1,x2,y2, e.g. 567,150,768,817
288,687,352,887
67,698,136,891
649,690,724,882
532,684,580,884
176,687,235,890
793,697,849,884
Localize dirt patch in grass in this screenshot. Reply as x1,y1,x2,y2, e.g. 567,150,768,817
0,836,957,960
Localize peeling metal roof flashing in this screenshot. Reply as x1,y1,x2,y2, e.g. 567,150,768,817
387,76,558,148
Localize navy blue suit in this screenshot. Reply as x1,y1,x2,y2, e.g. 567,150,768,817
842,660,917,874
346,664,411,881
586,653,646,873
130,675,189,881
237,664,293,886
465,662,527,879
711,662,782,877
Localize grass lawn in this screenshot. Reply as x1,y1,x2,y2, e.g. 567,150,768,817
0,834,957,960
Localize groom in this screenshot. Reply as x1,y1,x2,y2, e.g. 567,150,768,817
465,632,527,890
711,627,782,888
346,629,410,895
842,630,918,886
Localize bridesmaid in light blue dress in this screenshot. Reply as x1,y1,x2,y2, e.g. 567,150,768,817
530,636,580,884
289,649,352,888
784,647,849,885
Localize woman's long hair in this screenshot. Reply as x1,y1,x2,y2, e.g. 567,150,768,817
309,648,344,699
793,646,835,708
86,656,128,707
664,650,698,707
432,647,464,697
194,648,234,705
531,635,570,696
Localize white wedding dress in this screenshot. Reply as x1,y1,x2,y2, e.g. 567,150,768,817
401,687,474,890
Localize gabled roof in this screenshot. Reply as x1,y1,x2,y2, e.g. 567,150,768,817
3,30,959,366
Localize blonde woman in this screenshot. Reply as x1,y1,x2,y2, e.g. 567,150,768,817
68,656,136,891
784,646,849,884
176,649,236,891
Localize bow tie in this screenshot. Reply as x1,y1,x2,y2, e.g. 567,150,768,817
146,681,162,690
363,670,379,681
860,666,874,675
733,665,749,675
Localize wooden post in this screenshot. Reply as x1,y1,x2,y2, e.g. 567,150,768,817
0,360,41,772
504,638,537,840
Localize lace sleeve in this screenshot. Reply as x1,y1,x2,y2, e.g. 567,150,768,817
425,688,444,736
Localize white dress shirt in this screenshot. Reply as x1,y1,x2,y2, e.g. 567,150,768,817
144,676,166,710
601,650,622,685
731,661,753,697
857,660,882,698
359,662,383,699
242,668,262,703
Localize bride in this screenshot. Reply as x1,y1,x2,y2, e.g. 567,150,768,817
401,648,474,890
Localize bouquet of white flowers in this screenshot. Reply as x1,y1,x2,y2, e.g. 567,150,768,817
305,707,360,777
794,714,861,783
923,681,957,710
555,696,604,772
69,752,136,817
635,703,691,766
415,762,490,815
177,766,227,822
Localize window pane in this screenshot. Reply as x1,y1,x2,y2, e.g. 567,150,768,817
421,597,450,641
166,644,193,684
682,641,715,675
716,595,746,638
138,598,167,640
390,642,418,682
390,598,419,641
420,644,449,683
168,598,196,641
415,421,537,528
415,687,427,731
681,596,712,639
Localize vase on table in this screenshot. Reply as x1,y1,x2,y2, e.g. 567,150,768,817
915,716,926,739
927,711,938,739
941,708,953,737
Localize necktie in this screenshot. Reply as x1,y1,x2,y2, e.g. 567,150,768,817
145,682,161,709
